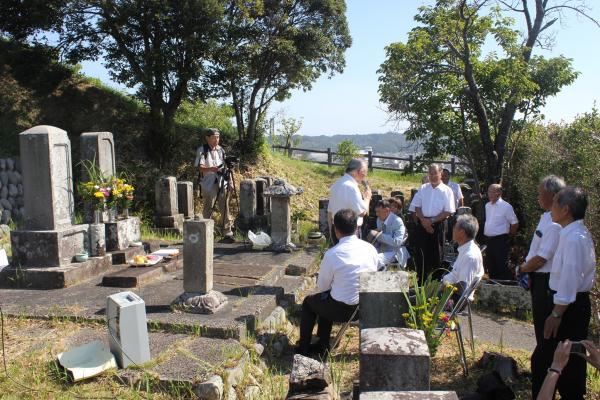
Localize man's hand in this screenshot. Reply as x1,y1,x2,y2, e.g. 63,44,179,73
363,187,372,201
581,340,600,370
420,217,433,232
544,315,561,339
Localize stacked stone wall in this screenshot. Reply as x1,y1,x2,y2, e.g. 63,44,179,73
0,157,23,224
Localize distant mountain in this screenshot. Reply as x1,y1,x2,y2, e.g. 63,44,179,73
296,132,422,154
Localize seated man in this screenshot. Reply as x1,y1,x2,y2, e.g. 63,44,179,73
296,209,378,358
369,199,409,270
441,214,484,300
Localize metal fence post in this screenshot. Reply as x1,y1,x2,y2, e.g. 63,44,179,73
367,151,373,171
327,147,332,167
408,155,414,173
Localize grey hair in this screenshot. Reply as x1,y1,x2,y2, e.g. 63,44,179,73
428,164,442,173
455,214,479,240
488,183,502,193
540,175,566,194
556,186,587,220
345,158,366,174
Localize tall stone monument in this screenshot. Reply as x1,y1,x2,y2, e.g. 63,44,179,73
263,179,303,252
177,181,194,219
10,126,88,268
80,132,116,180
172,216,227,314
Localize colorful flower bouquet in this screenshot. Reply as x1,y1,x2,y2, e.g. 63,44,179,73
402,272,458,356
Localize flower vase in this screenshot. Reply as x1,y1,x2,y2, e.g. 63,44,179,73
94,209,102,224
122,208,129,219
108,207,117,223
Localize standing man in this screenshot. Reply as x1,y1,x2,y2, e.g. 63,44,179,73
531,186,596,399
442,168,464,209
194,128,233,240
483,184,518,280
409,164,455,281
327,159,372,243
369,199,409,270
518,175,565,345
296,209,378,358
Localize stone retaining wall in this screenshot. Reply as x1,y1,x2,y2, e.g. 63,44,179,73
0,157,23,224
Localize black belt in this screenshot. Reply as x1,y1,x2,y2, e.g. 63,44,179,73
485,234,509,240
530,271,550,276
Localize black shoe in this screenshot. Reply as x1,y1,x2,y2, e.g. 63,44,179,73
294,345,310,357
309,342,330,360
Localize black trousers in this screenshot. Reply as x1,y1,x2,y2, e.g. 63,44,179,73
298,291,358,353
530,272,552,344
485,234,512,280
413,221,444,282
531,292,591,400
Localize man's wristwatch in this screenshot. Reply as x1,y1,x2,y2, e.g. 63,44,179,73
551,311,562,319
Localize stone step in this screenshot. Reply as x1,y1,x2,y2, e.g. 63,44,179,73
0,254,113,289
108,246,146,265
101,257,183,287
360,392,458,399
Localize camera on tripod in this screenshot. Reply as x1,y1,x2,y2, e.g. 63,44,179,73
224,156,238,169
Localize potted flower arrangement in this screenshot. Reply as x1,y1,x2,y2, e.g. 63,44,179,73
78,180,110,223
106,178,135,219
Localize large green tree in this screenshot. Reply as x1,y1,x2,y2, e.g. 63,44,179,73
379,0,597,185
1,0,223,161
207,0,351,149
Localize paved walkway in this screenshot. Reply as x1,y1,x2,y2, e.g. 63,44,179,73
461,312,536,352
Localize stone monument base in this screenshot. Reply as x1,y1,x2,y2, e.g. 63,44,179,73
0,254,112,289
172,291,228,314
105,217,141,251
10,225,89,268
154,214,184,233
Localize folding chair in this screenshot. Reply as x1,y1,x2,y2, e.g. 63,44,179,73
438,276,482,376
330,305,359,353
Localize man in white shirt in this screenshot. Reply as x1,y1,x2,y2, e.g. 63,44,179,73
327,159,372,243
442,168,464,209
409,164,455,282
483,184,518,280
194,129,233,239
442,214,483,300
369,199,409,270
531,186,596,400
296,209,378,358
518,175,565,345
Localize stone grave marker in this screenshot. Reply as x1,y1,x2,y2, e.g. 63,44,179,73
172,216,227,314
318,198,329,237
177,181,194,219
154,176,184,233
80,132,116,181
263,179,303,252
359,271,410,330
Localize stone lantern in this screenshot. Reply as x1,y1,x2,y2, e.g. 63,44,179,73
263,178,303,252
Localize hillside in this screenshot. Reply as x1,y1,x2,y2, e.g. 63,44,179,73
297,132,424,154
243,152,422,222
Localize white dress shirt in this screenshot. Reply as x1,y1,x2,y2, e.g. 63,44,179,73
442,240,484,300
409,182,455,217
549,220,596,305
448,181,464,209
328,173,369,226
483,198,518,236
317,235,379,305
525,211,561,273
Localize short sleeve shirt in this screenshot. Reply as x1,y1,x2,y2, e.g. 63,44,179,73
409,182,455,217
525,211,561,273
194,145,223,192
328,174,368,226
484,198,518,236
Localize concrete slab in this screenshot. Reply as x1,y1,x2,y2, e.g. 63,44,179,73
360,392,458,400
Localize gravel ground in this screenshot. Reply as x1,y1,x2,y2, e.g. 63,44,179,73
460,311,536,352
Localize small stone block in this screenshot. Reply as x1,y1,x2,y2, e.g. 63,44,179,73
360,392,458,400
10,225,88,267
105,217,141,251
359,271,410,330
360,327,430,392
154,214,185,230
183,218,213,293
155,176,179,216
177,181,194,218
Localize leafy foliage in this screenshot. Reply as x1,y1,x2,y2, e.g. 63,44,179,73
335,139,359,167
273,115,302,155
378,0,585,185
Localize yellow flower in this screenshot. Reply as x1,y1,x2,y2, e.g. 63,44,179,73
401,313,410,319
93,191,104,199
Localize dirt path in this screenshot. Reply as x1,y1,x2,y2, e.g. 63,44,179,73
461,311,537,352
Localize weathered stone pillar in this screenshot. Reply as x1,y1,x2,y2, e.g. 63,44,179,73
239,179,257,220
360,327,430,392
80,132,116,181
263,179,303,252
154,176,184,232
259,176,272,213
177,181,194,219
173,217,227,314
10,126,88,268
318,198,329,236
88,223,106,256
255,178,268,216
359,271,410,330
183,218,213,293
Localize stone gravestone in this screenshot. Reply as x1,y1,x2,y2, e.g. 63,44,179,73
154,176,184,233
359,271,410,330
172,217,227,314
177,181,194,219
254,178,269,232
238,179,257,232
80,132,116,181
360,327,430,392
318,198,329,237
263,179,303,252
10,126,89,268
80,131,116,224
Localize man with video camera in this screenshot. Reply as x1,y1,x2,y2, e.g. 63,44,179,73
194,128,234,240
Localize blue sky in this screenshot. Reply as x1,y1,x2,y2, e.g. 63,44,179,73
81,0,600,136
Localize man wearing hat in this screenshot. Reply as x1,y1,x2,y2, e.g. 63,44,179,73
367,199,409,270
194,128,233,239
